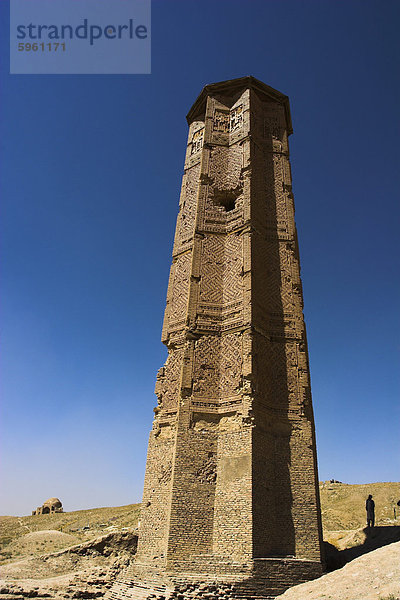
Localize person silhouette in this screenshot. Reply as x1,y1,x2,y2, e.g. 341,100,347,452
366,494,375,528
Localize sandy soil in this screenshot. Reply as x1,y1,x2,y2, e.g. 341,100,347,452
276,540,400,600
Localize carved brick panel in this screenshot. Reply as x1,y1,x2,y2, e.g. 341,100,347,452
155,347,184,411
191,128,204,155
169,252,192,323
230,105,243,132
213,110,230,133
193,333,242,399
176,163,201,246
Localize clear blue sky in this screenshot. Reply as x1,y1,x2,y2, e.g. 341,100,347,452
1,0,399,516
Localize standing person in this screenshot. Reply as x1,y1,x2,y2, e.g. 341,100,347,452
366,494,375,528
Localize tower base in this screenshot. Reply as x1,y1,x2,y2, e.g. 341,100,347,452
105,557,323,600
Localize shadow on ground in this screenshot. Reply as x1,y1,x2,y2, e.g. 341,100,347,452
324,526,400,571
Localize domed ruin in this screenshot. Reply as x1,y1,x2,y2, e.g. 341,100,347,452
32,497,63,515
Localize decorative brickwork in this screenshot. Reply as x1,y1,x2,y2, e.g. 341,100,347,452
106,77,324,600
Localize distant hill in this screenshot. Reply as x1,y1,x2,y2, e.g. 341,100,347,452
320,480,400,531
0,503,140,563
1,481,399,564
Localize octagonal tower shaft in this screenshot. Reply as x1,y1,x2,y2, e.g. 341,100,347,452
135,77,323,581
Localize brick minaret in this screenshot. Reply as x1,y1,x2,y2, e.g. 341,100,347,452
107,76,324,600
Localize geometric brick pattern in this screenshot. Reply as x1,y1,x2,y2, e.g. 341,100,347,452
169,252,191,322
209,145,243,192
176,163,201,247
192,332,242,398
154,347,184,411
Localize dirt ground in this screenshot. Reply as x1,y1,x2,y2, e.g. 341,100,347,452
276,540,400,600
1,528,399,600
0,531,137,599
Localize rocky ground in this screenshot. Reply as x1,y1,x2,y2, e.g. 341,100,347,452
0,531,137,600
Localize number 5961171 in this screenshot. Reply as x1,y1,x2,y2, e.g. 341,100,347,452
18,42,66,51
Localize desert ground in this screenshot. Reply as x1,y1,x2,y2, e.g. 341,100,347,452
0,482,399,600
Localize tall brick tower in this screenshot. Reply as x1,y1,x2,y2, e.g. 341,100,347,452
107,77,324,600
